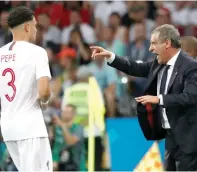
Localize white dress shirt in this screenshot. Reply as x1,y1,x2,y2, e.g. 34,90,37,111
158,49,181,128
106,50,181,129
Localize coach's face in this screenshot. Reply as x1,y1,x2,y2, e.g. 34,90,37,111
149,32,168,64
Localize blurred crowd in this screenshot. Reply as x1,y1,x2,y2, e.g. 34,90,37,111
0,1,197,171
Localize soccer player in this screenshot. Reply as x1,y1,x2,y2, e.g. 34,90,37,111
0,6,52,171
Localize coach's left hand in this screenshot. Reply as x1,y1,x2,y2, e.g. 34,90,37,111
135,95,159,105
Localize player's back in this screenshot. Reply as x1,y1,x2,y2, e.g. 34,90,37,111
0,41,49,141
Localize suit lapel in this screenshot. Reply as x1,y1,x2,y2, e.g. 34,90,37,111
167,50,184,93
167,67,178,93
145,64,163,90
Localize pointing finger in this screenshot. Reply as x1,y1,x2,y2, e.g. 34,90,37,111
90,46,103,50
91,49,97,58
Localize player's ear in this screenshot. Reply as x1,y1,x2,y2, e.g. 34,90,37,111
24,22,30,33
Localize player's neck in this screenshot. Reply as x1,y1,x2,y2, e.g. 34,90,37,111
12,34,30,42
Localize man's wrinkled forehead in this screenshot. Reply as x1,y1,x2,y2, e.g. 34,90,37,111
151,32,160,42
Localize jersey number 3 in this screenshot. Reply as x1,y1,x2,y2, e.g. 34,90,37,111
2,68,16,102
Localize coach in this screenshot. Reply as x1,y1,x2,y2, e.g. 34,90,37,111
90,24,197,171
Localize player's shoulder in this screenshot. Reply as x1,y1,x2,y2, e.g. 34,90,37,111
21,42,48,59
1,41,46,52
25,42,46,53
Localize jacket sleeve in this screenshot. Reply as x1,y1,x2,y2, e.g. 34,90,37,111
108,55,153,78
163,65,197,107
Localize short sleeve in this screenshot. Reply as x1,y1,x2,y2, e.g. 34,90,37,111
35,48,52,80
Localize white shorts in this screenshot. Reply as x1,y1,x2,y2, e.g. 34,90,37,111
5,137,52,172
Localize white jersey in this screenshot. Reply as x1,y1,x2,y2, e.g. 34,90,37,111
0,41,51,141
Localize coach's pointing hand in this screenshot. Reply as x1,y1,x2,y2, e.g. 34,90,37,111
90,46,112,59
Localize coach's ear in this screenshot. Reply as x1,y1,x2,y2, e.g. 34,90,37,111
165,39,171,49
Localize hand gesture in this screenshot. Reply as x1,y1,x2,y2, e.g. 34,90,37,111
90,46,112,60
135,95,159,105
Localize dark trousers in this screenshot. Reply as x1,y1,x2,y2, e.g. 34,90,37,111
165,129,197,171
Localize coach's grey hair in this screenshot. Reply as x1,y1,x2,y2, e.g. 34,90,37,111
152,24,181,48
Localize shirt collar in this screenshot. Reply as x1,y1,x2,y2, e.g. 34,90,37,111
167,49,181,66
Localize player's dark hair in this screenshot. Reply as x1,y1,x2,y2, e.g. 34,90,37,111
7,6,34,29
